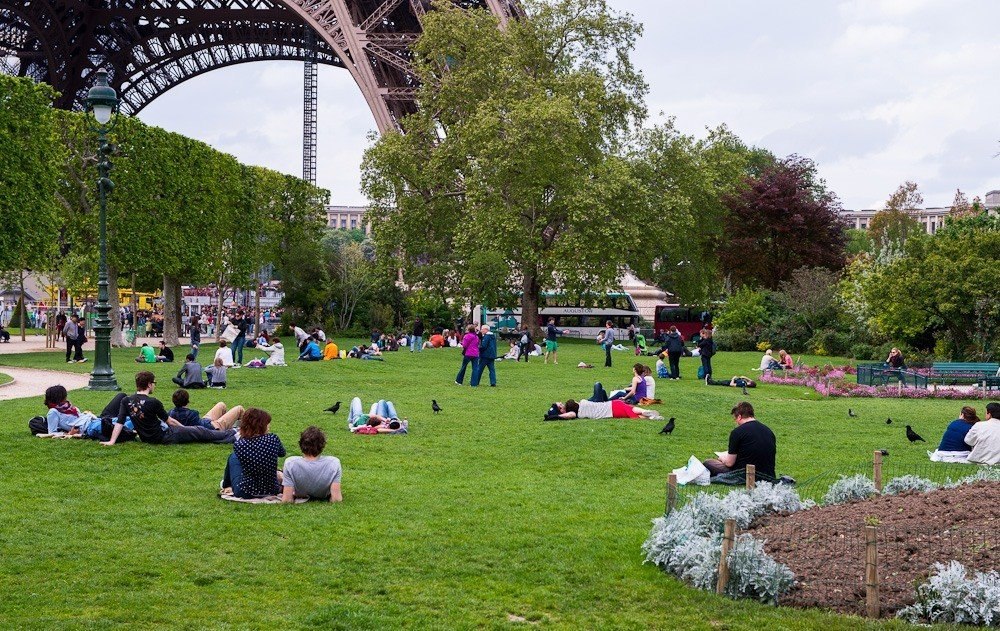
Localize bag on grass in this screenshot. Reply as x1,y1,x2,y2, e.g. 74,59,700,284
672,455,710,486
697,365,706,380
28,416,47,435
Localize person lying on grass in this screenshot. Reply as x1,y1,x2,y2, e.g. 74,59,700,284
222,407,285,499
101,371,236,446
282,426,342,503
347,397,406,433
42,385,136,442
546,383,663,420
168,388,244,431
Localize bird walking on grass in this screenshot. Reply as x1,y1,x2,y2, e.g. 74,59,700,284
886,417,893,425
848,408,858,418
324,401,341,414
659,418,675,435
906,425,926,443
432,400,442,414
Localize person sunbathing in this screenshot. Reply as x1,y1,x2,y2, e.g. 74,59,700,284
546,383,662,420
42,385,138,441
346,397,407,433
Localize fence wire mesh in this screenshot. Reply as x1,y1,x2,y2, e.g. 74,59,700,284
663,460,1000,617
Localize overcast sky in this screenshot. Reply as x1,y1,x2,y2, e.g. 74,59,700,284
139,0,1000,210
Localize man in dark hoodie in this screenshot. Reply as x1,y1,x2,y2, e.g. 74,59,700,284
664,326,685,380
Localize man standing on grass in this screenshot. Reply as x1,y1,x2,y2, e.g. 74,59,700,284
544,317,568,365
63,314,86,363
411,317,425,353
101,371,236,446
598,320,615,368
702,401,776,479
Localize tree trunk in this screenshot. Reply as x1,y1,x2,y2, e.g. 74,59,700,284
254,279,261,338
107,266,125,347
162,274,181,346
521,272,542,340
216,274,227,342
18,272,26,341
130,272,138,347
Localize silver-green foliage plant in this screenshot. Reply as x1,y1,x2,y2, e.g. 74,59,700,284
883,475,939,496
643,482,800,603
725,534,795,605
822,474,876,505
898,561,1000,625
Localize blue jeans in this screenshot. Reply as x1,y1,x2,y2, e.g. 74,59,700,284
410,335,423,352
588,382,610,402
471,358,496,386
456,356,479,384
348,398,399,427
223,453,253,498
232,334,246,364
191,339,200,361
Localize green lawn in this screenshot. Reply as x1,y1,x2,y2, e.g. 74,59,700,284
1,340,986,629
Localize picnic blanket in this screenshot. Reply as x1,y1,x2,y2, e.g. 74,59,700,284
219,491,307,504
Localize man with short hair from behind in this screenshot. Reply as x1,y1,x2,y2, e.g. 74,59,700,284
282,426,343,503
702,401,776,479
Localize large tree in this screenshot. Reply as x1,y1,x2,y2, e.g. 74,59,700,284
867,181,923,249
719,155,847,290
363,0,661,334
0,75,63,337
633,120,774,303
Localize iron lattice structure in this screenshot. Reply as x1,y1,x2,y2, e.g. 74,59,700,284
0,0,523,132
302,27,317,183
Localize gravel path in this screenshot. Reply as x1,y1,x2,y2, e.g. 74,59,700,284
0,366,91,401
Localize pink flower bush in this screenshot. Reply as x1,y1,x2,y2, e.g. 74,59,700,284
760,366,992,400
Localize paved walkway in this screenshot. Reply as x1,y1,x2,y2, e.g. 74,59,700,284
0,366,91,401
0,334,172,355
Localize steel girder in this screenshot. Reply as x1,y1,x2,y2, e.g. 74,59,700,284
0,0,522,130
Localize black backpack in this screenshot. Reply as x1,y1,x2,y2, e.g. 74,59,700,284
28,416,48,435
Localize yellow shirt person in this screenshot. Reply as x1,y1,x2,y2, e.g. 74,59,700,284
323,341,339,360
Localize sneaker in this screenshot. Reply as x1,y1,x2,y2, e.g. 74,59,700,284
67,360,74,364
77,358,88,363
455,381,462,386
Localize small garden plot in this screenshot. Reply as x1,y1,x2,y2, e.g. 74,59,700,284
750,481,1000,617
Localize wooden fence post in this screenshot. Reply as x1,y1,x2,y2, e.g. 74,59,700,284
865,524,880,619
716,518,736,595
873,450,883,492
745,464,756,490
666,473,677,514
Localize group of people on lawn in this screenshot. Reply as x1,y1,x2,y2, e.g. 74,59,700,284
933,402,1000,465
43,372,342,503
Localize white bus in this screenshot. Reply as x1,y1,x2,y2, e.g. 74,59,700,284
478,292,640,339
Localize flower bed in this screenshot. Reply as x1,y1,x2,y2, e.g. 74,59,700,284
760,366,992,399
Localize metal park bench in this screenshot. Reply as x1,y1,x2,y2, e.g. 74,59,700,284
930,362,1000,384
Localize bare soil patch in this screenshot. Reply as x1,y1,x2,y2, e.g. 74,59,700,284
748,481,1000,617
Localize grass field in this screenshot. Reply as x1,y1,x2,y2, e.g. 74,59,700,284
2,339,989,630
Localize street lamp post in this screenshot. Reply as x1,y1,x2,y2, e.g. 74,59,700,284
86,69,120,391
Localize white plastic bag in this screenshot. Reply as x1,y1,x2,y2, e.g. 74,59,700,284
219,324,239,342
672,455,711,486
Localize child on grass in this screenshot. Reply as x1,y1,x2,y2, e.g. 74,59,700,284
281,426,343,503
206,357,228,389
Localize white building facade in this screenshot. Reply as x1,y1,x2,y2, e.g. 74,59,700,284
841,189,1000,234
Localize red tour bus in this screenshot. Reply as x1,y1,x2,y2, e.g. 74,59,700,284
653,304,713,340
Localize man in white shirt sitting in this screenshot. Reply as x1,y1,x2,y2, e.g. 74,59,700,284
965,402,1000,465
